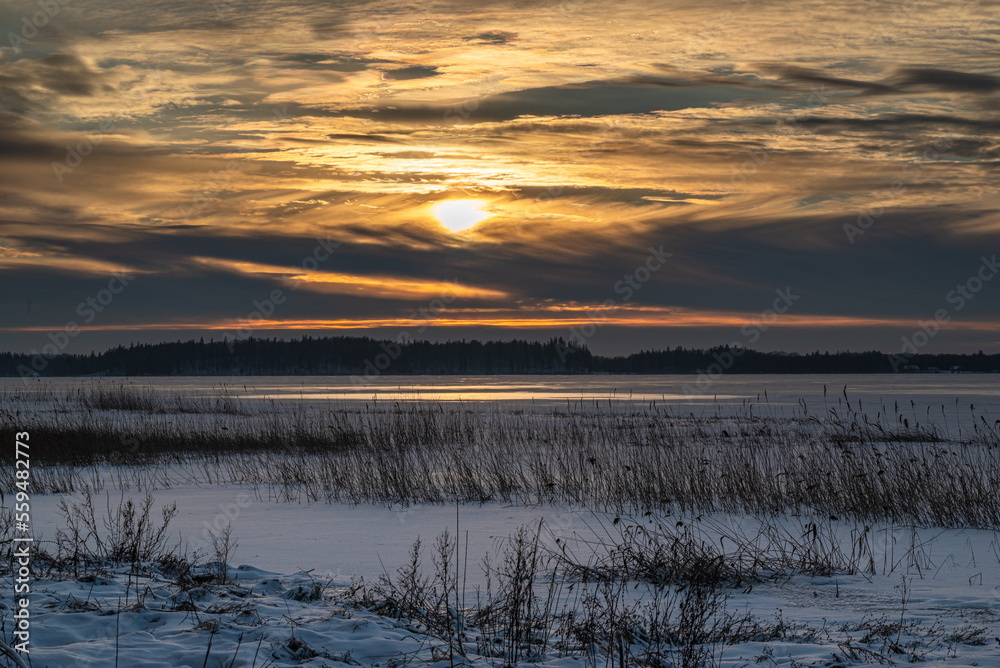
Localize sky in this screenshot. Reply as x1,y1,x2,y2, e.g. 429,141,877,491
1,0,999,357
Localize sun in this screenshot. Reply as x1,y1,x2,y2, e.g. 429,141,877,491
431,199,492,232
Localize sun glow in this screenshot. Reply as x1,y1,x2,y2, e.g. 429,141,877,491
431,199,492,232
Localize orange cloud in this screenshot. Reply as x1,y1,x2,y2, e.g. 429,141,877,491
192,257,509,300
3,305,997,333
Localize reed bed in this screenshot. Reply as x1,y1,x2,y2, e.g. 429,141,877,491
3,381,1000,528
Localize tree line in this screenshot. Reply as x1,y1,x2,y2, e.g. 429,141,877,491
2,336,998,377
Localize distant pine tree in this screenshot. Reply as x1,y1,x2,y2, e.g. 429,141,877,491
1,336,997,377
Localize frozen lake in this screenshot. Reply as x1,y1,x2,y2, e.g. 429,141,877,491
9,373,1000,426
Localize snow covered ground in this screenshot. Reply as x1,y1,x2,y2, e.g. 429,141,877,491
7,553,999,667
6,482,1000,666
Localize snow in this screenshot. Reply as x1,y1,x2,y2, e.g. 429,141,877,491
6,375,1000,665
8,482,1000,666
4,563,434,667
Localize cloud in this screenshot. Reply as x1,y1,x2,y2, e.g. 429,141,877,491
654,63,1000,98
464,31,517,45
890,66,1000,93
195,256,510,300
749,64,893,94
2,0,999,354
381,65,441,80
330,80,783,123
791,113,1000,132
326,132,406,143
3,53,113,96
0,52,116,122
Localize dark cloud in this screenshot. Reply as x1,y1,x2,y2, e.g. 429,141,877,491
334,81,781,123
0,129,63,159
464,31,517,45
375,150,437,159
508,186,712,204
0,125,168,168
767,65,1000,96
0,52,123,128
791,113,1000,134
0,53,114,99
326,133,406,143
381,65,440,80
274,135,332,144
890,67,1000,93
274,52,390,72
654,63,1000,98
751,64,892,93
